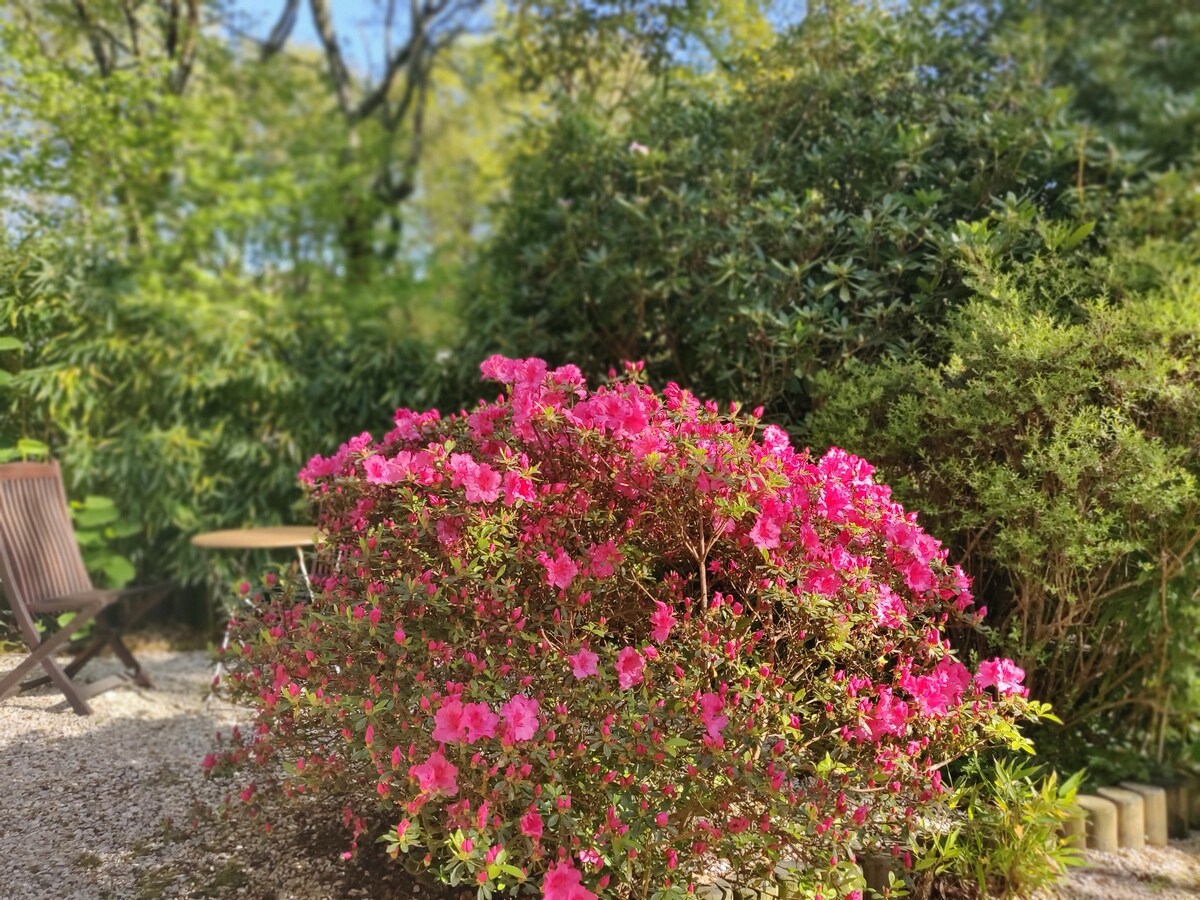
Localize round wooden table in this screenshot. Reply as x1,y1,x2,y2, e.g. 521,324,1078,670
190,525,322,551
192,525,325,698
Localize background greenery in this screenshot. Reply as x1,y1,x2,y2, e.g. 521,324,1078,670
1,0,1197,774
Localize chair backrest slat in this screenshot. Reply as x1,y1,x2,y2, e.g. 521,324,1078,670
0,461,93,611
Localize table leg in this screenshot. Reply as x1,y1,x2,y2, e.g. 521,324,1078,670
295,545,313,597
206,594,256,702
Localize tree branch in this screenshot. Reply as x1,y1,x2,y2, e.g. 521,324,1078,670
261,0,301,61
160,0,179,59
72,0,114,76
309,0,354,115
353,38,418,123
168,0,200,94
121,0,143,58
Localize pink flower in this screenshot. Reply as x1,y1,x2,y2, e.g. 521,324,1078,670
410,749,459,797
649,601,676,643
902,558,936,594
501,695,540,742
615,646,645,690
804,566,841,596
628,141,650,156
363,454,393,484
872,585,908,628
543,860,597,900
568,647,599,680
587,540,623,578
520,808,544,840
541,550,578,590
503,471,536,505
462,702,500,743
857,688,909,742
433,697,467,744
699,692,728,739
749,512,782,550
464,463,502,503
902,658,971,717
975,658,1028,697
761,424,791,454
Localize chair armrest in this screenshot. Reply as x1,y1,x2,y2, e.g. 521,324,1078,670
26,589,120,614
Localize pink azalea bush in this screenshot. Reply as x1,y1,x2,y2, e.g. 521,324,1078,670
216,357,1049,898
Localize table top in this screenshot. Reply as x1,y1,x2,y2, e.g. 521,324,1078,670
191,525,322,550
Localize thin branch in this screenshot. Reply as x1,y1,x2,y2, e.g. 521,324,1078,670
309,0,354,115
121,0,143,57
72,0,114,76
160,0,179,59
353,37,417,123
354,0,471,124
384,0,397,61
169,0,199,94
400,57,431,181
261,0,302,61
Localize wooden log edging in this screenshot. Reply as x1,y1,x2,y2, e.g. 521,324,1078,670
1073,794,1120,852
1156,778,1191,839
1120,783,1169,846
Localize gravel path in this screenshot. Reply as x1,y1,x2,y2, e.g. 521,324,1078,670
0,650,432,899
1,650,1198,899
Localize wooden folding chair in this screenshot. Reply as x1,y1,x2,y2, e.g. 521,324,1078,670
0,461,170,715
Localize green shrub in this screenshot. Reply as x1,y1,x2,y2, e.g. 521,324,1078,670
808,252,1200,772
0,237,441,592
457,0,1190,418
931,758,1084,900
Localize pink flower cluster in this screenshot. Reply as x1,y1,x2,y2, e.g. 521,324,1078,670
231,356,1042,900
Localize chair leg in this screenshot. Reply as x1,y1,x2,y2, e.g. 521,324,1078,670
21,612,121,690
109,586,170,688
108,632,153,688
0,604,105,714
30,586,170,690
41,657,95,715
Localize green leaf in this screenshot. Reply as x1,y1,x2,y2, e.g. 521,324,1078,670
0,337,21,351
74,506,119,527
16,438,48,459
1060,220,1095,251
101,555,136,587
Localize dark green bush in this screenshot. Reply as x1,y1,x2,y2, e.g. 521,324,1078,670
808,234,1200,773
458,0,1155,417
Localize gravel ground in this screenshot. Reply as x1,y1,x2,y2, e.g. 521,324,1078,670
1,650,1198,899
0,650,438,900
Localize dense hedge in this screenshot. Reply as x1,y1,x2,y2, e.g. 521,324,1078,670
459,1,1129,416
809,255,1200,776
